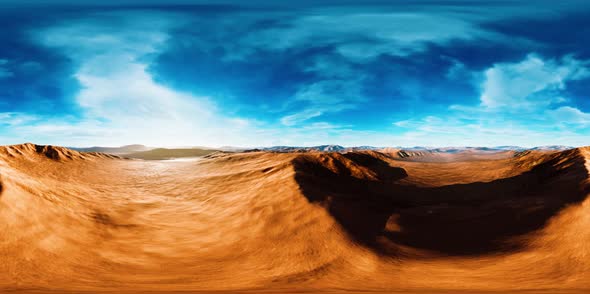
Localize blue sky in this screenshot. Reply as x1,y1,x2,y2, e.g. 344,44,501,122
0,0,589,147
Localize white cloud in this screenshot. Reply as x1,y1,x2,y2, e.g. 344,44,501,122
10,12,267,147
2,11,383,148
75,63,214,120
0,112,38,126
480,54,590,109
548,106,590,125
392,54,590,147
4,9,590,148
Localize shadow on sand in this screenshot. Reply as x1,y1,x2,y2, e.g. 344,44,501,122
293,150,590,256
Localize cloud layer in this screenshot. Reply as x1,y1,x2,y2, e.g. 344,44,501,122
0,2,590,147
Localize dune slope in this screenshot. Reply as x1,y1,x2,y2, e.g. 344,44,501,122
0,144,589,293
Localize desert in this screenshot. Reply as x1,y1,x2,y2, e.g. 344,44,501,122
2,2,590,292
1,143,589,293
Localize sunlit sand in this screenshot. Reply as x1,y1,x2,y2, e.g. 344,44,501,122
1,143,589,293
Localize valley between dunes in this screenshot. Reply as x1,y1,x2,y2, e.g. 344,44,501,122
1,143,590,293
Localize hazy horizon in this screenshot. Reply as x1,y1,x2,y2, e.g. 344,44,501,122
6,142,578,150
1,0,590,147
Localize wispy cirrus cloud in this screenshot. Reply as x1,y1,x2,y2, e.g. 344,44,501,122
281,78,366,126
148,6,535,127
241,12,496,59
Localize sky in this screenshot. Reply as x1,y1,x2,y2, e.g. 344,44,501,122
0,0,589,148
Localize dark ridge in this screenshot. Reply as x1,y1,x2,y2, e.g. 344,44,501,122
514,150,532,158
0,143,121,161
293,149,590,257
35,145,73,160
397,150,429,158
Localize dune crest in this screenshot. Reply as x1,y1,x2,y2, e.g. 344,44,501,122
0,145,589,292
0,143,120,161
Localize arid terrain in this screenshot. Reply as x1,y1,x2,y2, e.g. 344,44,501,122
1,143,590,293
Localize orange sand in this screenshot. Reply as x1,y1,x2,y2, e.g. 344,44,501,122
1,143,589,293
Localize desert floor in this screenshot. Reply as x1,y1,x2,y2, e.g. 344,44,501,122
1,144,590,293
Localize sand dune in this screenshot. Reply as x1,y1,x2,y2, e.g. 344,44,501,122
1,143,589,293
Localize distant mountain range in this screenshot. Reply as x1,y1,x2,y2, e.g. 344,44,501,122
71,145,219,160
71,144,151,154
69,144,575,160
249,145,348,153
246,145,575,153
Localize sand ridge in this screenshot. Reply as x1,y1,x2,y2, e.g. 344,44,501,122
0,144,589,293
